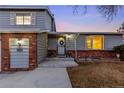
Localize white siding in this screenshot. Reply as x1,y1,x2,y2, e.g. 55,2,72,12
104,35,123,50
48,38,57,50
76,35,85,50
66,38,75,50
31,12,36,25
10,12,15,25
45,11,52,31
37,33,48,63
0,11,50,31
0,10,55,32
66,35,85,50
66,34,123,50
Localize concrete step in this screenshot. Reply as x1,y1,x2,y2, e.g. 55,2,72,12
45,58,74,61
38,61,78,68
57,55,67,58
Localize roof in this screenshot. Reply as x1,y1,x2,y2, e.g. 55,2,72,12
0,5,48,9
48,32,124,35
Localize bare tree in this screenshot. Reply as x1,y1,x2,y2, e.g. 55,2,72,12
97,5,122,21
71,5,122,21
71,5,87,15
117,22,124,32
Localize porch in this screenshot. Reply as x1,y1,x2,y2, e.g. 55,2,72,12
47,32,118,59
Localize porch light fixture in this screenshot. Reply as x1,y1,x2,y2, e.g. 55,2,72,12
16,39,23,52
66,34,72,40
17,39,23,45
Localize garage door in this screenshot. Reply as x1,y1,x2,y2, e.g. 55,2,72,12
9,38,29,68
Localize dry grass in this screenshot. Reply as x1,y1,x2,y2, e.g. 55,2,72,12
67,62,124,88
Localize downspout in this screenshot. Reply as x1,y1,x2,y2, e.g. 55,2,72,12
74,33,80,58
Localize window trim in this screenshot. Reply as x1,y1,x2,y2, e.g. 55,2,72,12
15,12,32,26
85,35,104,50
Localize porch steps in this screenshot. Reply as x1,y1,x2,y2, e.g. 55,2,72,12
57,55,66,58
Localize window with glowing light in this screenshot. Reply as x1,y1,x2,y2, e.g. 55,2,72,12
86,36,92,49
86,35,103,50
16,13,31,25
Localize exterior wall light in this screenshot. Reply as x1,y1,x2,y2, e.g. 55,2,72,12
16,39,23,52
66,34,72,40
17,39,23,45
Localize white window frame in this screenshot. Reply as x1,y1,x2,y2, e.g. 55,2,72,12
85,35,104,50
15,12,32,25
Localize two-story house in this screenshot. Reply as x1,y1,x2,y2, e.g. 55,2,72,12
0,5,123,72
0,5,56,71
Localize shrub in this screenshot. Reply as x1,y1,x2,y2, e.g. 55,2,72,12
114,44,124,61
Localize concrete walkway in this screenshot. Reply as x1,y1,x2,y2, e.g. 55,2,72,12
0,58,78,88
0,68,72,88
39,58,78,68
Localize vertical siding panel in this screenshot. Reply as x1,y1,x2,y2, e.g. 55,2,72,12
37,33,48,63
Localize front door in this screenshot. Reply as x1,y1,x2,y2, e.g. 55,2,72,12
58,37,65,55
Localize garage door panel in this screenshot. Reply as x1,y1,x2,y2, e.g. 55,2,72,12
10,64,29,68
9,38,29,68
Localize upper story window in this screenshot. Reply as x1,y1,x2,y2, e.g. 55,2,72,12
86,35,104,50
16,13,31,25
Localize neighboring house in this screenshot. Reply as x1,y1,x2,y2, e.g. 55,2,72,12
0,5,123,72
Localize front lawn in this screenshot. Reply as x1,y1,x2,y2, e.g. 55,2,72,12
67,62,124,88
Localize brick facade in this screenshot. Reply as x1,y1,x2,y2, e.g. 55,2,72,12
66,50,117,58
1,33,37,71
48,50,117,58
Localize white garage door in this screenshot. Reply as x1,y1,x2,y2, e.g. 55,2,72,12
9,38,29,68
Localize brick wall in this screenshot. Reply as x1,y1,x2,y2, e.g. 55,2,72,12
1,33,37,71
48,50,117,58
66,50,117,58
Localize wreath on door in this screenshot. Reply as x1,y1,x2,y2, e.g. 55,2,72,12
58,39,65,46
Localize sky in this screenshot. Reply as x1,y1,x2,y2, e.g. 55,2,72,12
0,0,123,32
49,5,124,32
